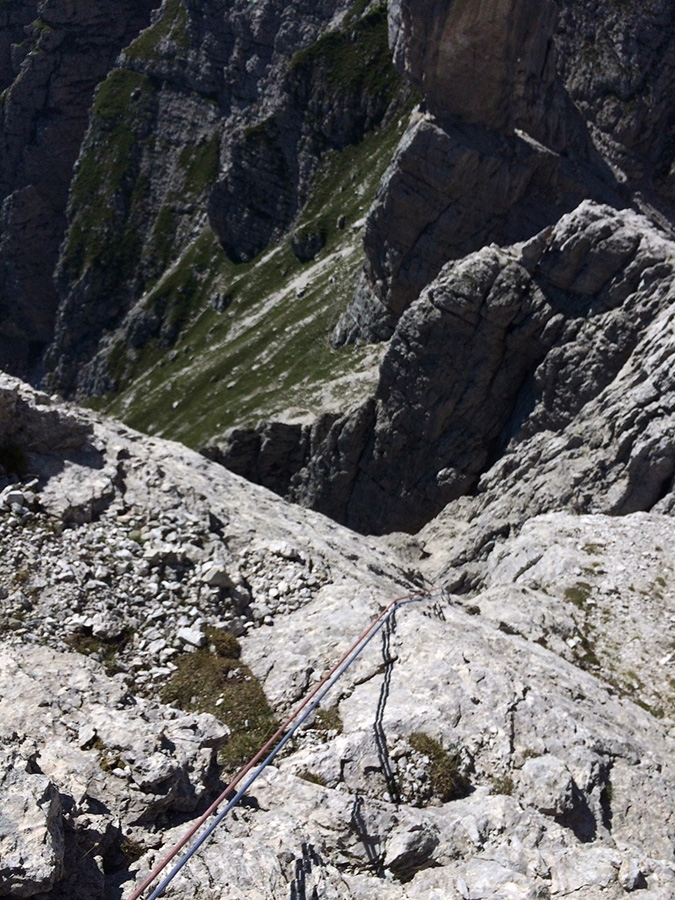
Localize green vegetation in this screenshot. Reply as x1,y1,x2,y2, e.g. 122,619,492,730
124,0,189,61
65,630,132,676
344,0,376,24
311,705,344,735
159,627,278,773
297,770,327,787
30,19,52,35
564,582,592,609
98,749,125,774
634,697,665,719
409,732,471,802
491,774,514,796
582,543,602,555
63,70,157,280
80,0,414,446
119,837,145,863
13,567,30,586
93,103,409,445
179,133,220,196
575,632,600,672
291,3,399,99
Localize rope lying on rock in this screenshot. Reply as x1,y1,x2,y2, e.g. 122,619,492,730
128,587,437,900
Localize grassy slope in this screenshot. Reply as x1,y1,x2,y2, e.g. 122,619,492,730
94,112,408,448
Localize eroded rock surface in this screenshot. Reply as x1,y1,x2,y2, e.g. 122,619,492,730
336,0,675,344
2,373,675,899
0,0,158,381
217,200,675,535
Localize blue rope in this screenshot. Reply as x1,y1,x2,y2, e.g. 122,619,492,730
145,595,423,899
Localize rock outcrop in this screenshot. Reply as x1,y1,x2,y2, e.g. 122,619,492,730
335,0,675,344
0,0,159,381
214,200,675,534
1,373,675,899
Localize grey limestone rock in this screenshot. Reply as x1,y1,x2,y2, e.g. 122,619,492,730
3,372,675,898
0,0,158,382
0,743,64,898
223,200,675,535
340,0,675,344
0,643,229,898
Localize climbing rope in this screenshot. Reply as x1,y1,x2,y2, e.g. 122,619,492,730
127,587,437,900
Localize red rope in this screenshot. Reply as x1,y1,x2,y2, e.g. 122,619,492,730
127,587,433,900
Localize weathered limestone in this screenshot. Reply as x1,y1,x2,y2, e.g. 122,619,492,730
1,373,675,898
219,201,675,535
337,0,675,343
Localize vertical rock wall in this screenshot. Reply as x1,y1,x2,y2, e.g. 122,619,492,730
335,0,675,345
0,0,159,381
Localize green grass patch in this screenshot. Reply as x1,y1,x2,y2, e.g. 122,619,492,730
291,2,399,99
159,627,278,774
179,133,220,196
491,774,514,796
119,837,145,863
409,732,471,802
582,543,602,555
634,697,665,719
63,70,157,279
65,629,132,676
564,582,592,609
311,705,343,735
124,0,188,61
297,770,327,787
575,632,601,672
91,102,410,444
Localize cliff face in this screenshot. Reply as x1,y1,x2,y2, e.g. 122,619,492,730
213,0,675,537
213,201,675,533
2,0,675,540
42,0,406,397
0,0,408,407
0,0,158,381
334,0,675,344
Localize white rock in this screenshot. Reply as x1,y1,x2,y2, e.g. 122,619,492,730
176,626,206,648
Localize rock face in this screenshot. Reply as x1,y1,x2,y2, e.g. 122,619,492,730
335,0,675,344
1,373,675,900
0,0,158,381
205,0,675,540
388,0,565,139
0,645,228,899
215,200,675,534
42,0,405,397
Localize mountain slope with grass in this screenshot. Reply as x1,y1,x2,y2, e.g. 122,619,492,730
39,0,413,441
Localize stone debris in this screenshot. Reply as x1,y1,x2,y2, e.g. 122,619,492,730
1,380,675,899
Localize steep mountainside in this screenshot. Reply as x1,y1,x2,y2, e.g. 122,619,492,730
222,199,675,534
0,0,159,380
213,0,675,537
0,0,412,438
2,4,675,897
41,0,411,424
1,374,674,899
